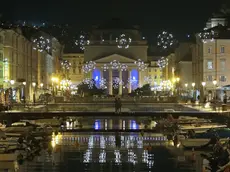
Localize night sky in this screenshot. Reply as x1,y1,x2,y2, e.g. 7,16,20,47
0,0,227,42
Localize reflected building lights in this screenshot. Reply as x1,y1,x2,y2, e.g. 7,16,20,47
128,149,137,165
100,136,106,149
114,150,121,165
137,139,143,148
99,149,106,163
94,120,100,130
83,149,92,163
88,136,94,148
105,119,107,130
142,150,154,169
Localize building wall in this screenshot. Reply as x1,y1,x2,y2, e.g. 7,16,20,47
0,28,61,102
193,37,230,93
147,61,162,86
62,53,84,85
178,61,192,87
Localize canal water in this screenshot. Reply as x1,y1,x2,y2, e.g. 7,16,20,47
17,132,193,172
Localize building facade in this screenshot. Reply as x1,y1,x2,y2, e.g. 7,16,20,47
0,28,62,103
83,22,148,95
62,53,84,85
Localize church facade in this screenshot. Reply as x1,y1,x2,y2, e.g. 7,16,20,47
63,21,162,95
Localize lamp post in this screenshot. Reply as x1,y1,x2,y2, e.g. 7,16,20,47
22,82,26,107
176,77,180,96
201,82,206,103
192,83,195,100
213,79,217,101
32,82,36,106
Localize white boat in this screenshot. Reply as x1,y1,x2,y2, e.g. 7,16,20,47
179,123,227,133
177,116,211,124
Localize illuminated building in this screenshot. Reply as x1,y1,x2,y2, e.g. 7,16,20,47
62,53,84,85
0,27,62,102
78,19,149,95
192,15,230,100
147,57,162,86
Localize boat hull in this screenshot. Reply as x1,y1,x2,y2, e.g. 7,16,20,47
180,138,229,147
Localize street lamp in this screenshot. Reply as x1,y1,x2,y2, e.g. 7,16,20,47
10,80,15,85
201,82,206,103
32,82,36,106
192,83,195,100
213,79,217,101
185,83,188,88
22,82,26,107
40,83,44,88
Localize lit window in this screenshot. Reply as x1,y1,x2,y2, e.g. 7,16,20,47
220,76,227,82
207,61,213,69
206,75,213,82
220,46,225,53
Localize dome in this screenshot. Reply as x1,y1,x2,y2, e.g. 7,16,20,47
95,18,139,30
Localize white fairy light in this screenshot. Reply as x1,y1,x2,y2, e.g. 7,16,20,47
110,60,120,70
157,57,168,68
99,78,107,89
157,31,176,49
33,36,51,52
198,28,215,43
134,59,147,71
86,61,96,71
75,34,90,50
61,60,71,70
144,76,153,84
113,77,123,89
116,34,132,49
83,78,95,89
120,64,128,71
101,64,109,71
82,64,89,73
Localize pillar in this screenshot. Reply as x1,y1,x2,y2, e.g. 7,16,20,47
119,70,122,95
138,71,142,88
109,69,113,95
128,69,132,93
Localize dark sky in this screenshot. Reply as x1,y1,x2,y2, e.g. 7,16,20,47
0,0,226,40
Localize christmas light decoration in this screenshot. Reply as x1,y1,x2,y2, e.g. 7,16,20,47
61,60,71,70
116,34,131,49
110,60,120,70
144,76,153,84
127,77,138,89
157,57,168,68
134,59,147,71
83,78,95,89
198,28,215,43
99,78,107,89
82,64,89,73
75,34,90,50
86,61,96,71
113,77,123,89
157,31,176,49
120,64,128,71
101,64,109,71
33,36,51,52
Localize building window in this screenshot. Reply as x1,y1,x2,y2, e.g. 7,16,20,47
220,46,225,53
155,69,157,72
208,47,211,54
220,76,227,82
73,68,76,74
154,76,157,79
206,75,213,82
0,36,3,44
220,59,226,70
148,69,151,72
207,60,213,69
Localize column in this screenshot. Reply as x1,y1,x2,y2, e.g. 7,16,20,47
109,69,113,95
119,70,122,95
138,71,142,88
128,69,132,93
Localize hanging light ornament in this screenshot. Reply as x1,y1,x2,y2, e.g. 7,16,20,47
116,34,132,49
157,57,168,68
101,64,109,71
157,31,176,50
33,36,51,52
61,60,71,70
75,34,90,50
144,76,153,84
120,64,128,71
83,78,95,89
113,77,123,89
110,60,120,70
134,59,147,71
82,64,90,73
198,28,215,43
99,78,107,89
86,61,96,71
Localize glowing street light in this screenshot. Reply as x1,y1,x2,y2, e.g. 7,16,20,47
192,83,195,87
213,79,217,86
184,83,188,87
201,82,206,87
22,82,26,85
32,82,36,87
176,77,180,82
40,83,44,88
10,80,15,85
